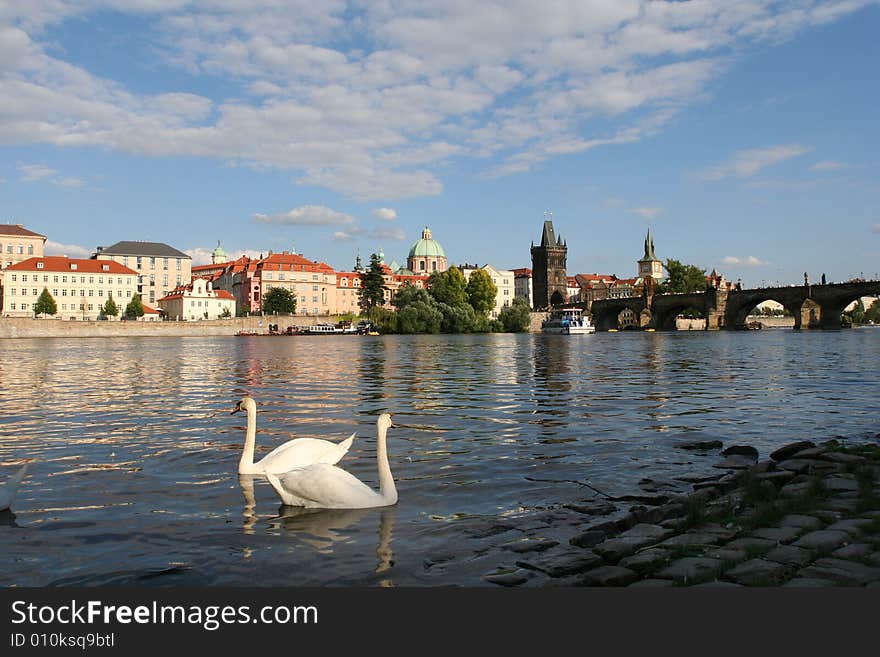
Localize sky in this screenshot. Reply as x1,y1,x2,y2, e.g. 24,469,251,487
1,0,879,287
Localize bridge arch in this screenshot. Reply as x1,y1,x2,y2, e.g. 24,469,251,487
650,293,707,331
729,295,801,330
590,298,647,331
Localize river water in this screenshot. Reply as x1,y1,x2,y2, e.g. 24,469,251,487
1,330,878,586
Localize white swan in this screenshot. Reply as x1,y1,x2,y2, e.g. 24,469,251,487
266,414,397,509
232,396,356,475
0,465,28,511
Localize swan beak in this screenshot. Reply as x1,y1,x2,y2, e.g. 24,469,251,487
230,406,242,415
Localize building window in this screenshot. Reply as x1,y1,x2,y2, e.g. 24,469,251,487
17,244,23,254
10,275,15,282
5,244,11,254
28,245,33,255
137,257,142,268
150,257,155,268
163,258,168,270
54,275,59,282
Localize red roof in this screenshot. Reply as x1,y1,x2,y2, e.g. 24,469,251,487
141,303,161,315
6,256,138,275
0,224,46,239
258,252,335,274
158,283,235,302
512,268,532,277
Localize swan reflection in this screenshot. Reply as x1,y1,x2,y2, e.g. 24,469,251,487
238,474,258,533
272,505,397,574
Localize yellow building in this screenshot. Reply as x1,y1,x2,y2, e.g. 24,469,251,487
2,256,138,320
94,241,192,307
1,224,46,269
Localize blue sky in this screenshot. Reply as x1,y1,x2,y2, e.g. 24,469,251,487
1,1,878,286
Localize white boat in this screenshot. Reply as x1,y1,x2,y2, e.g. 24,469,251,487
541,307,596,335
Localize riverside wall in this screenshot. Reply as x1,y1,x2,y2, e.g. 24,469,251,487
0,315,338,339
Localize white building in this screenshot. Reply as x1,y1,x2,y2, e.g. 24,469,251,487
1,256,138,320
158,278,236,320
460,263,515,319
513,268,533,309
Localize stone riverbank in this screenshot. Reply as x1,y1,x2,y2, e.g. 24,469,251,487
478,438,880,587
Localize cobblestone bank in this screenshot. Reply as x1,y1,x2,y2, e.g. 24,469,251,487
479,439,880,587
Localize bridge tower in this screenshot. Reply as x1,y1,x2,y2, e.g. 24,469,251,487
530,214,568,310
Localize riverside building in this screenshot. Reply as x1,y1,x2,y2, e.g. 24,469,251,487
93,241,192,307
1,256,138,320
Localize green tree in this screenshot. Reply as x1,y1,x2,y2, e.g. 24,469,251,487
428,267,468,307
865,299,880,324
660,259,708,294
34,288,57,317
101,294,119,318
437,301,478,333
465,269,498,316
124,294,145,319
499,296,532,332
360,253,387,313
392,284,443,334
262,287,297,314
219,307,232,318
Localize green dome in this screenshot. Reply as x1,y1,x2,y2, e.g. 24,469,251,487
212,241,227,260
408,227,446,259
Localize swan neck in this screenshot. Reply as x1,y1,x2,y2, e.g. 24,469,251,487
376,423,396,503
239,405,257,472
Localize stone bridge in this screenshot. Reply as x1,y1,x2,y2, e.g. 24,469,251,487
587,281,880,331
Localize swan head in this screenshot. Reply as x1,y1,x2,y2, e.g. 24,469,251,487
377,413,394,432
231,396,256,415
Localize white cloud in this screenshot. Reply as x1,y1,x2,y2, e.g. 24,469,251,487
721,256,768,266
744,178,821,190
809,160,854,171
631,207,663,219
253,205,355,226
0,2,875,199
697,144,812,180
371,208,397,221
185,247,268,266
18,163,56,182
370,226,406,241
332,231,356,242
44,240,91,257
53,176,85,188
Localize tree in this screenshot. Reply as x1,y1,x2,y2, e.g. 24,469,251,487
124,294,145,319
466,269,498,316
659,259,708,294
262,287,297,314
437,301,478,333
34,288,57,317
219,307,232,318
360,253,387,313
428,267,468,307
101,294,119,318
499,297,532,332
865,299,880,324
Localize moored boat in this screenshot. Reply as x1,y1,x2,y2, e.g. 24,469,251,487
541,307,595,335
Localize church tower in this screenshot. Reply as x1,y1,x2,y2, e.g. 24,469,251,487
637,229,664,282
530,215,568,310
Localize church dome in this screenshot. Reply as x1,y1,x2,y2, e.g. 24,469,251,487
212,241,227,261
408,226,446,259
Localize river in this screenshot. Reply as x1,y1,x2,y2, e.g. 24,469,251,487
1,329,878,586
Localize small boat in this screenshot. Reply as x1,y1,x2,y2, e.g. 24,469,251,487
306,323,340,335
608,328,618,333
367,330,380,336
541,307,595,335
